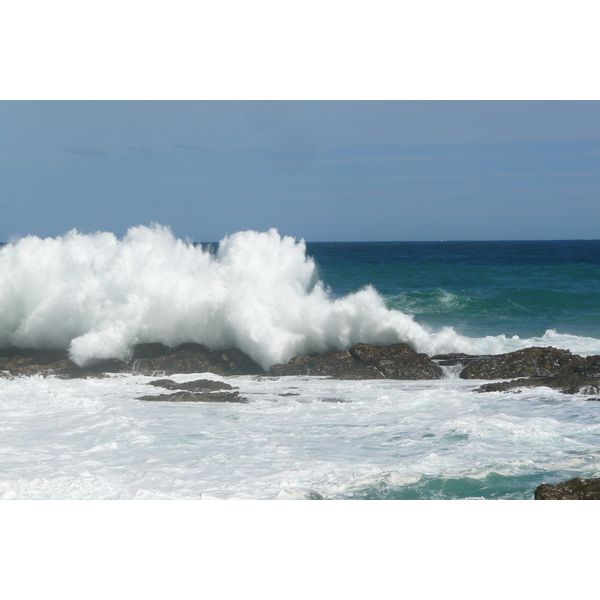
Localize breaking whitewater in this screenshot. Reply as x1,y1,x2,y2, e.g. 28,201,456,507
1,225,599,499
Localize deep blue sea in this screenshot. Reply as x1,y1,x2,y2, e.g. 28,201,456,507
1,229,599,499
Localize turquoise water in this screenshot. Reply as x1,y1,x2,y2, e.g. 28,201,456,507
308,240,600,339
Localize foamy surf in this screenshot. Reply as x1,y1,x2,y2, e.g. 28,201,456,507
1,225,599,369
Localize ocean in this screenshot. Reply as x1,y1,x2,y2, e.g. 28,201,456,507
1,226,599,499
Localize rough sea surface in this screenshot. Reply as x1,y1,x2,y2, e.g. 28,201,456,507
1,227,599,499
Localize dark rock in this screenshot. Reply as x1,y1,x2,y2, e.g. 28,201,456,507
0,347,129,378
534,477,600,500
139,377,246,402
131,343,264,376
476,375,600,396
431,353,480,367
476,379,531,393
132,343,170,359
60,358,130,377
349,343,443,379
460,347,586,380
475,356,600,395
148,378,235,392
0,343,264,378
0,347,70,377
270,343,443,380
139,390,248,403
270,349,357,377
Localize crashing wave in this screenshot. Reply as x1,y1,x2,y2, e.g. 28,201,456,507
1,225,599,369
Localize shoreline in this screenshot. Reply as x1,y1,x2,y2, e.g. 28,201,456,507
2,341,600,397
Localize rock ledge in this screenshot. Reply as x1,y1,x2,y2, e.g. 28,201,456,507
270,343,443,380
534,477,600,500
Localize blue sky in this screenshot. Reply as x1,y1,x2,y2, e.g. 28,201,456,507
2,101,600,242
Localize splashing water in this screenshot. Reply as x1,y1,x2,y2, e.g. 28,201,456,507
1,225,599,369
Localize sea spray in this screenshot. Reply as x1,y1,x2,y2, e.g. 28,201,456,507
1,225,599,369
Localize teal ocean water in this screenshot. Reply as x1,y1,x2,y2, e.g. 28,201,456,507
1,229,599,499
308,240,600,342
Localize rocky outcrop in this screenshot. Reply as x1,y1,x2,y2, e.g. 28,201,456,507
476,373,600,396
148,378,236,392
138,378,248,403
139,391,247,403
131,343,263,376
534,477,600,500
270,343,443,380
3,342,600,393
0,343,264,378
472,350,600,396
459,347,586,380
0,347,129,378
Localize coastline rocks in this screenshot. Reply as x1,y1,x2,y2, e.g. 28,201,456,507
131,343,264,376
0,347,129,378
476,372,600,396
473,350,600,395
459,347,586,380
0,343,264,379
138,378,247,403
270,343,444,380
2,343,600,393
534,477,600,500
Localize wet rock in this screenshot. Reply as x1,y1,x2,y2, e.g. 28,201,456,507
0,347,129,378
139,377,246,402
460,347,586,380
139,391,248,403
475,356,600,396
476,375,600,396
349,343,443,379
148,378,236,392
476,379,531,393
431,353,480,367
534,477,600,500
270,343,443,380
0,347,71,377
131,343,264,376
132,343,170,359
0,343,264,378
270,349,356,377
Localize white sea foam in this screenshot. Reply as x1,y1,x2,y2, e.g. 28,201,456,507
1,373,599,499
1,225,599,369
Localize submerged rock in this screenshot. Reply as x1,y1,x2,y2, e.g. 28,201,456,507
270,343,443,380
139,391,248,403
534,477,600,500
139,377,247,403
148,378,236,392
